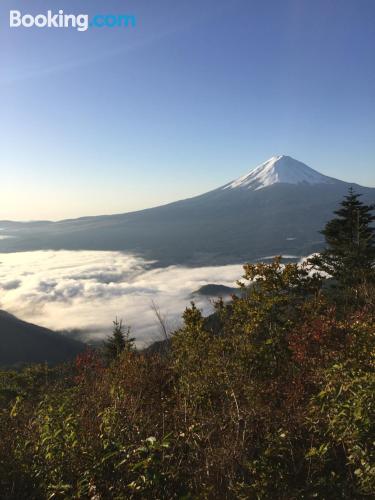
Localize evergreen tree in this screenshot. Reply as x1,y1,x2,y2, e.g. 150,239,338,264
103,318,135,362
309,188,375,286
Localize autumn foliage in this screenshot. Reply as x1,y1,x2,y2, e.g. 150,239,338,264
0,254,374,499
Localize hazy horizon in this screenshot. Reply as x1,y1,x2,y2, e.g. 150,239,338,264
2,153,375,222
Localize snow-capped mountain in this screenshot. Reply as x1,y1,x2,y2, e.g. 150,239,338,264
1,156,374,266
223,155,337,191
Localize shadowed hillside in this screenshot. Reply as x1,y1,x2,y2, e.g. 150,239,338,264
0,311,85,366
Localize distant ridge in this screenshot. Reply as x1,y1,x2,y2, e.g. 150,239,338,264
0,155,374,266
0,310,85,366
192,284,240,297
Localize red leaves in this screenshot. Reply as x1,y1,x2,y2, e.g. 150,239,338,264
287,307,347,365
74,349,103,385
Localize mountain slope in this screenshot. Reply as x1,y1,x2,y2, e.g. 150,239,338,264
1,156,374,265
0,311,85,366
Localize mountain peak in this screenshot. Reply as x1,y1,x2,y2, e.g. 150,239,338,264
223,155,337,191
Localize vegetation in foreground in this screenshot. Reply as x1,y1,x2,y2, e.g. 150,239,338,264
0,191,374,499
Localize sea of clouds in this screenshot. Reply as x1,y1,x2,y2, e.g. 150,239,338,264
0,251,243,347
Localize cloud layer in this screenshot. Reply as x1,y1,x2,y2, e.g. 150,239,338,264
0,251,242,346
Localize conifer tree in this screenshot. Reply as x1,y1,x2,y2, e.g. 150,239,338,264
103,318,135,362
309,188,375,286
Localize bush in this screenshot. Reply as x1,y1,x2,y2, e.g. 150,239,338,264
0,258,374,498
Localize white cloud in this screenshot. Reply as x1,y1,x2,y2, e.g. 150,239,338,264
0,251,242,347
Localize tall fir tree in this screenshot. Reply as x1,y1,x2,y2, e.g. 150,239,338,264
103,318,135,362
309,188,375,286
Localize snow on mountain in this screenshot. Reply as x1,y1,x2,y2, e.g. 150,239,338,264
223,155,338,191
1,154,374,267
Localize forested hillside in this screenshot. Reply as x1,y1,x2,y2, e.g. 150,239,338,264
0,191,374,499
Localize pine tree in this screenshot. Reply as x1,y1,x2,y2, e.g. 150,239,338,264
309,188,375,286
103,318,135,362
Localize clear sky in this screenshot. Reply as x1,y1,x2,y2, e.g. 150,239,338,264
1,0,375,220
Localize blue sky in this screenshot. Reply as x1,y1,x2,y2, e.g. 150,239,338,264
1,0,375,220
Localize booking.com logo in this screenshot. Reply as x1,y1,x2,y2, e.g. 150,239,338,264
9,10,136,32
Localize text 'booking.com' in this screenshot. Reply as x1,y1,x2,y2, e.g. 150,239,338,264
10,10,137,32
